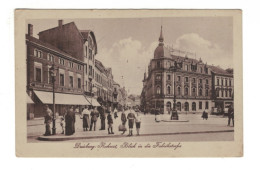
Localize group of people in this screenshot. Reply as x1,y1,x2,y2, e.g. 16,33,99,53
44,104,142,136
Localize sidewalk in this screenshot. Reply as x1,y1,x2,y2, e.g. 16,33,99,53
33,113,234,141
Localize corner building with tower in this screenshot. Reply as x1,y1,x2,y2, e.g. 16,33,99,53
141,27,218,114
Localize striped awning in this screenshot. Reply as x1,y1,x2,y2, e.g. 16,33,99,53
34,90,90,105
85,97,101,106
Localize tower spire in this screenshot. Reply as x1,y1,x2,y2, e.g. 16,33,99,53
159,25,164,45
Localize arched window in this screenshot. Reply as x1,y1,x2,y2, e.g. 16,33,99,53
178,87,181,95
167,86,171,95
185,102,189,111
156,86,161,94
185,87,189,96
221,90,224,97
192,102,196,111
199,88,202,96
225,90,228,97
192,88,196,96
177,102,181,111
157,61,161,68
200,67,203,73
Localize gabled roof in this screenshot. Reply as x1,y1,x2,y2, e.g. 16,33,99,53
209,65,233,76
39,21,97,54
26,34,83,64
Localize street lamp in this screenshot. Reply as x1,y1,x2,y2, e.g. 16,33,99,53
50,63,59,135
169,62,179,120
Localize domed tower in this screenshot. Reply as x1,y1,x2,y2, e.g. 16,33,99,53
154,26,171,59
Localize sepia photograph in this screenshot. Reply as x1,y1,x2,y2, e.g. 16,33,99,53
15,10,243,157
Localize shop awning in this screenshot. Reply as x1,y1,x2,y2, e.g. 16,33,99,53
85,97,101,106
34,90,90,105
27,95,34,104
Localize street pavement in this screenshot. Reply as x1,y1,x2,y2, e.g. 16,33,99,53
27,112,234,142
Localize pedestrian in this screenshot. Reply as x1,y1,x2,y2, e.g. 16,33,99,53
135,112,141,136
120,108,127,134
155,108,161,122
127,107,136,136
44,105,52,136
114,107,118,119
227,105,234,126
202,109,208,120
107,109,114,134
81,106,90,131
65,106,75,135
99,105,106,130
90,106,99,131
60,115,65,134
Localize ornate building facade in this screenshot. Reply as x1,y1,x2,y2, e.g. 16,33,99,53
141,27,214,114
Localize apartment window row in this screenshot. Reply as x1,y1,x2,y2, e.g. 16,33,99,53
216,89,232,98
216,78,232,86
33,49,43,58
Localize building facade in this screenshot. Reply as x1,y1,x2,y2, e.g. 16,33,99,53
26,20,119,118
141,27,215,114
210,66,234,114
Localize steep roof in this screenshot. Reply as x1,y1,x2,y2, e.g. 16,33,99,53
26,34,83,64
209,65,233,76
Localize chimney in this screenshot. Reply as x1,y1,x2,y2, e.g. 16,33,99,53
58,20,63,28
28,24,33,36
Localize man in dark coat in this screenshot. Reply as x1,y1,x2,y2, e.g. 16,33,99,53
99,106,106,130
65,106,75,135
227,105,234,126
90,107,99,131
107,110,114,134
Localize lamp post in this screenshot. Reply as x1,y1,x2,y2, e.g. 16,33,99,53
169,63,179,120
50,63,59,135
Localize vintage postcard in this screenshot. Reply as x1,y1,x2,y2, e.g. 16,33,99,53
15,9,243,157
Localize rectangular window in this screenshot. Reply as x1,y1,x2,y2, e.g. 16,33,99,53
229,80,231,86
217,79,219,85
205,102,208,109
69,62,74,68
206,89,208,96
48,53,54,62
206,79,208,84
193,78,196,83
167,75,170,80
225,79,227,86
199,79,202,84
78,78,81,88
34,49,43,58
35,68,41,82
89,49,92,60
77,65,82,70
69,76,73,88
60,74,64,86
59,58,65,65
221,79,223,86
177,76,181,81
199,102,202,109
185,77,189,82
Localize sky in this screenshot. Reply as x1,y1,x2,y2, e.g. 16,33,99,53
27,17,233,95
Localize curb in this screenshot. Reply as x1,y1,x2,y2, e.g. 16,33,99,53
38,130,234,141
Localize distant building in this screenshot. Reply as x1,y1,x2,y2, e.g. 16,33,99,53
210,65,234,114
